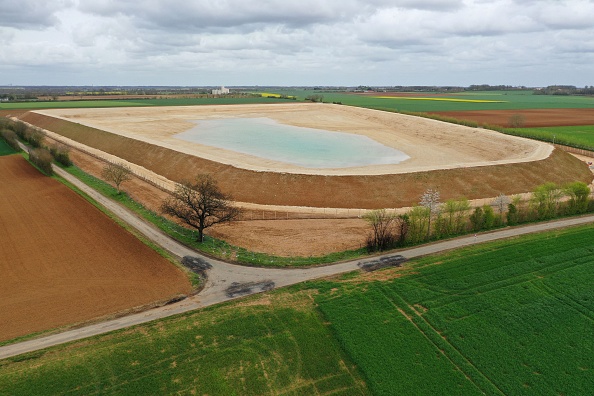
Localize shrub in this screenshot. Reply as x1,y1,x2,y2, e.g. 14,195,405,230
25,129,44,148
363,209,398,252
0,129,21,152
507,203,519,225
482,205,496,229
563,181,590,215
588,199,594,213
469,207,484,231
11,121,28,139
508,114,526,128
531,182,563,220
49,144,73,167
29,148,54,175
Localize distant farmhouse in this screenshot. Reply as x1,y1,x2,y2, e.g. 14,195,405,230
212,86,230,95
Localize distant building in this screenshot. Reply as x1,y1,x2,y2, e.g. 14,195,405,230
212,86,230,95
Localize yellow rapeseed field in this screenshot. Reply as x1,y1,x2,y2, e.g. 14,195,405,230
259,92,296,99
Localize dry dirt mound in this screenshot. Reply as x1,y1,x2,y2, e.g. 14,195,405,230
19,111,593,209
0,155,192,342
431,108,594,128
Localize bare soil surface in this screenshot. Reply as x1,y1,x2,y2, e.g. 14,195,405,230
210,218,368,257
19,108,591,209
0,155,192,342
431,108,594,127
35,103,550,175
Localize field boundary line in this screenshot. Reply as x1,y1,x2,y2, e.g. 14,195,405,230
555,143,594,159
422,253,592,309
379,286,505,395
534,281,594,323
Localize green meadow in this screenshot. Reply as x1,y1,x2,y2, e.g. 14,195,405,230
2,89,593,112
262,89,594,112
0,139,16,156
0,96,293,110
2,225,593,395
508,125,594,151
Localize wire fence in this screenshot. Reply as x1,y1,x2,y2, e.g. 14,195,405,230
554,144,594,158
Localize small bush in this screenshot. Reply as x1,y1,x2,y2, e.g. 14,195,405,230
11,121,28,139
508,114,526,128
49,143,73,167
588,199,594,213
29,147,54,175
0,129,21,152
25,129,44,148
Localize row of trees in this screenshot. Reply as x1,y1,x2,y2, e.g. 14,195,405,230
0,119,73,175
534,85,594,96
365,182,593,251
1,119,72,176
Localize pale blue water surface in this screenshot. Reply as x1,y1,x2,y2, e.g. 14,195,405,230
174,117,409,168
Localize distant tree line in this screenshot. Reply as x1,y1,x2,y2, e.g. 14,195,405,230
534,85,594,96
365,183,593,252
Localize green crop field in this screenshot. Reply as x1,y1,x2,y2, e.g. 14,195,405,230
262,89,594,112
0,291,368,396
0,96,294,110
508,125,594,151
317,225,594,395
1,225,593,395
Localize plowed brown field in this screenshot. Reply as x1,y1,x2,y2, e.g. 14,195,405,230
431,108,594,127
0,155,192,342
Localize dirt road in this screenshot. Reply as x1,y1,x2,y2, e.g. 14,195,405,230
1,160,594,359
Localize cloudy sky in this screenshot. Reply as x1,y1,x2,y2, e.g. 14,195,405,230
1,0,593,87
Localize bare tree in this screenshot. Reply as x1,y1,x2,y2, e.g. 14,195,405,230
491,193,510,224
101,162,133,194
161,174,241,242
363,209,397,251
420,188,441,239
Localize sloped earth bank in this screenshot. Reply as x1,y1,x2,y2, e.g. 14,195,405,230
64,148,370,257
18,110,592,209
431,108,594,128
0,155,192,342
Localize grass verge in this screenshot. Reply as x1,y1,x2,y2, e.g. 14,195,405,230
0,138,17,156
0,288,370,396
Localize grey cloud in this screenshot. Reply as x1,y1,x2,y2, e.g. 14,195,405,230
0,0,72,29
389,0,463,11
78,0,360,31
2,0,594,86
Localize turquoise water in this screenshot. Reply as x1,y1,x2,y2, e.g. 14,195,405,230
174,117,409,168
